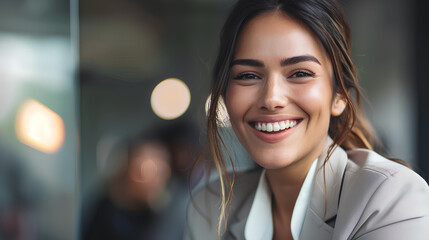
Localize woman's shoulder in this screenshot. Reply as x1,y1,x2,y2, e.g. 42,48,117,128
345,148,428,186
344,148,429,205
338,148,429,239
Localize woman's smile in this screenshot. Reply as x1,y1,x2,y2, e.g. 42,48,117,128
246,116,303,143
252,120,299,133
250,119,302,143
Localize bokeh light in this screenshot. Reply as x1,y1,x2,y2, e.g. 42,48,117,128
150,78,191,120
205,94,230,127
15,99,65,154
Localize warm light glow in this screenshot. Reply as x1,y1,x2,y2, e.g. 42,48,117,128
151,78,191,120
139,159,158,183
129,157,159,183
128,142,171,185
15,99,65,154
205,94,230,127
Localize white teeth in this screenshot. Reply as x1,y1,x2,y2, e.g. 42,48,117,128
254,120,298,132
279,121,286,130
266,123,273,132
273,122,280,131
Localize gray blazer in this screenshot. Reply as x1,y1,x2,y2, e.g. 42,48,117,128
185,139,429,240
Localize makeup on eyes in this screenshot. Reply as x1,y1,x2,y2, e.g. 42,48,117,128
289,70,315,78
232,69,315,81
233,72,261,80
230,59,319,81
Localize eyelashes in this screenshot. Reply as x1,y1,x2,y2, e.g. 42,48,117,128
289,70,315,78
233,73,261,80
232,70,315,80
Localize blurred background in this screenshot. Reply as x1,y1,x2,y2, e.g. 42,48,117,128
0,0,428,239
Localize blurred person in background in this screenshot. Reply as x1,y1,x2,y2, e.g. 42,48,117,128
157,120,206,186
82,121,200,240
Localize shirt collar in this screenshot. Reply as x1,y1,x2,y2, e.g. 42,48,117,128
244,159,318,240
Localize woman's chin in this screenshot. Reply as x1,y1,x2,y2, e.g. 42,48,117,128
251,155,296,170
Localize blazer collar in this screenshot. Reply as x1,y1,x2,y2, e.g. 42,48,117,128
309,137,348,222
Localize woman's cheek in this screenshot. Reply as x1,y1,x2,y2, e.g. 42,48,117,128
226,84,251,117
292,83,333,116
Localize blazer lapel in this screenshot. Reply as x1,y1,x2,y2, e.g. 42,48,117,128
228,170,260,239
228,195,254,239
301,138,348,240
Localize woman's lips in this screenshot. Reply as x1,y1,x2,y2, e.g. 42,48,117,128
249,119,302,143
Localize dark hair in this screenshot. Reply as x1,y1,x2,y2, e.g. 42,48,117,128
206,0,407,237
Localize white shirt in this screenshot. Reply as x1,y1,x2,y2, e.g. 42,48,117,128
244,159,318,240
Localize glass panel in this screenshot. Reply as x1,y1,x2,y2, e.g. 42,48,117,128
0,0,79,239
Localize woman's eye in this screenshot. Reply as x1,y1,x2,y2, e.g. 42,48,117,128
233,73,260,80
290,71,314,78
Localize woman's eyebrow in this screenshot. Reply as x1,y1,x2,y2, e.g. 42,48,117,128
230,59,263,67
230,55,321,67
281,55,321,66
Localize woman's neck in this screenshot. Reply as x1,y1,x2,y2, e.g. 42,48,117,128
265,134,325,210
266,154,318,240
266,163,309,218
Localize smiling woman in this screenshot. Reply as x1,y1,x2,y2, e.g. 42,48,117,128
185,0,429,240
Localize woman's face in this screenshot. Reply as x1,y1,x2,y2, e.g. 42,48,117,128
225,12,345,170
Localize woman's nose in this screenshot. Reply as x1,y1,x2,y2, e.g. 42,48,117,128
258,75,288,111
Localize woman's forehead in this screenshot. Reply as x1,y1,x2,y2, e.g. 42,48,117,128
234,11,330,65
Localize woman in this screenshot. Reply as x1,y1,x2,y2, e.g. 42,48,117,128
185,0,429,239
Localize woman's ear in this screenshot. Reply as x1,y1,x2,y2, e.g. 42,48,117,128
331,93,346,116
